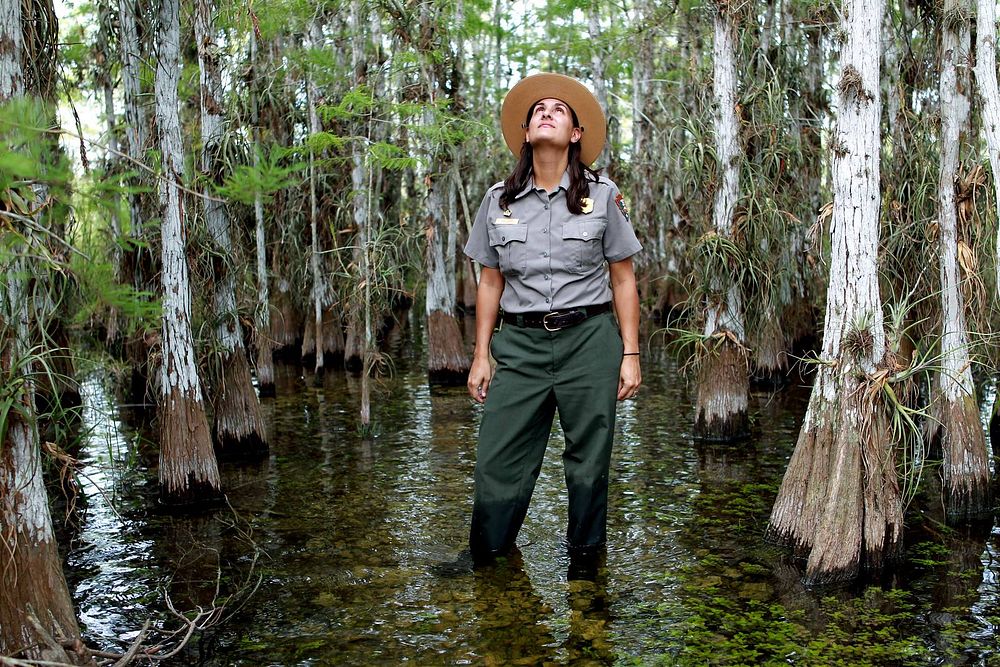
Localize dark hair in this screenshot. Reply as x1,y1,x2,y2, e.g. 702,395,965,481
499,104,600,215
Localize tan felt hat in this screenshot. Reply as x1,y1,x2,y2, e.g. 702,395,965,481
500,72,607,166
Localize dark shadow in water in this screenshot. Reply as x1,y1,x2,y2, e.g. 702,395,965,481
469,549,559,664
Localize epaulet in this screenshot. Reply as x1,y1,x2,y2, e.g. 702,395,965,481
487,180,505,193
595,174,617,189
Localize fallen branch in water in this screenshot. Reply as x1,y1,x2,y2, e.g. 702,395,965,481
7,503,263,666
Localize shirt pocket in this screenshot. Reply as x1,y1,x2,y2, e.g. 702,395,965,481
561,219,607,274
488,223,528,276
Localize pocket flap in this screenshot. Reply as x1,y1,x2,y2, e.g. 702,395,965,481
562,220,606,241
488,223,528,246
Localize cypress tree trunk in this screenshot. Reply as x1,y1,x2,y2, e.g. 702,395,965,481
656,12,693,322
306,18,327,378
630,0,655,289
118,0,153,404
589,1,610,169
155,0,221,504
930,0,991,518
250,26,275,397
264,37,303,361
0,1,90,660
694,6,749,440
751,316,788,388
0,0,22,96
97,0,121,301
0,324,92,664
422,5,469,386
975,0,1000,446
350,0,374,427
768,0,903,584
974,0,1000,303
194,0,268,460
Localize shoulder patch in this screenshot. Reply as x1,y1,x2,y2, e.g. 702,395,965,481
615,193,630,222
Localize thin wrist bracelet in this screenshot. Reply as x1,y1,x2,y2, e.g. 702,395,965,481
623,352,640,356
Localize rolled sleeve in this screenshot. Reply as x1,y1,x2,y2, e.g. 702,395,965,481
464,191,499,268
602,181,642,263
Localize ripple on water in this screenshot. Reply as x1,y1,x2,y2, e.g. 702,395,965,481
64,351,1000,664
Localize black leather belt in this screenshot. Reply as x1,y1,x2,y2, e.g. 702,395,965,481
501,302,612,331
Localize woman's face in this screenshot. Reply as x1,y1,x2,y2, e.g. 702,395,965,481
524,97,582,152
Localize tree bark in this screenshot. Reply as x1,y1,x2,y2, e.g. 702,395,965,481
0,0,22,97
974,0,1000,302
195,0,268,460
155,0,221,504
271,274,303,356
97,0,121,299
350,0,375,427
974,0,1000,448
768,0,902,584
751,315,788,388
694,7,749,440
0,254,92,665
630,0,657,302
118,0,154,405
250,25,275,397
589,1,610,169
0,0,90,660
423,4,469,386
307,17,326,377
931,0,990,518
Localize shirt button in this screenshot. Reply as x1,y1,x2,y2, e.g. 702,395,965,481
544,204,549,210
542,252,548,257
582,231,589,238
544,274,550,280
501,235,506,241
545,298,550,303
542,228,548,234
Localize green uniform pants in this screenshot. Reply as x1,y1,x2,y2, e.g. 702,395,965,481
470,311,623,560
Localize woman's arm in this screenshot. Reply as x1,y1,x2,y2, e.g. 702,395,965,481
467,267,505,403
609,258,641,400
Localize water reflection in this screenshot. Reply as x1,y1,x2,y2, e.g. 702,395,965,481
63,345,1000,664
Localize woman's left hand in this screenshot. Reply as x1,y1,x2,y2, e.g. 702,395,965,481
617,355,642,401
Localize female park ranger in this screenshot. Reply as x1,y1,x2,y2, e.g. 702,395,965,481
464,73,642,562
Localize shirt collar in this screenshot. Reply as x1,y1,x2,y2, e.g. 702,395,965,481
514,168,572,200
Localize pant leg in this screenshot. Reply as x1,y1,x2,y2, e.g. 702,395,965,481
470,324,556,559
553,313,623,550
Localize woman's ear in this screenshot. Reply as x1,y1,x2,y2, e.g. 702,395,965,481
570,127,583,144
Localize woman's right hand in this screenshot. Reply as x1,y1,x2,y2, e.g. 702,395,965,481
467,356,494,404
468,267,504,404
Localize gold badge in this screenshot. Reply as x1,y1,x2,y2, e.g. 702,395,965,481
502,207,513,217
580,198,594,214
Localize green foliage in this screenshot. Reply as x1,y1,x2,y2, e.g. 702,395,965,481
320,86,378,122
368,142,417,172
217,145,305,205
0,99,65,190
306,131,350,153
70,253,161,333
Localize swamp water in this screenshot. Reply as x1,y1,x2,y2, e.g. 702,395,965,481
63,333,1000,665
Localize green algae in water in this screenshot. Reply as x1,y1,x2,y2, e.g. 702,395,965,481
64,357,1000,665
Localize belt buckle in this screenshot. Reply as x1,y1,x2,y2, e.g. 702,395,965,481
542,311,564,332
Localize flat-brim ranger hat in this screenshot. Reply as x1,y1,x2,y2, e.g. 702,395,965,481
500,72,607,166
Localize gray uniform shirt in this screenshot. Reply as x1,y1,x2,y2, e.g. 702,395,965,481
464,170,642,313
